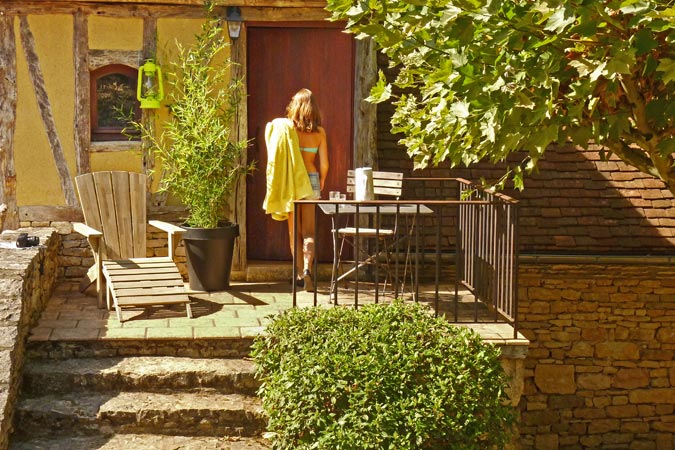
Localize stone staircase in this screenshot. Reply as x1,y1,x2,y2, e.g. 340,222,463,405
9,352,269,449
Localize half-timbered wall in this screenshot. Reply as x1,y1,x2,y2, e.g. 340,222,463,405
0,1,360,272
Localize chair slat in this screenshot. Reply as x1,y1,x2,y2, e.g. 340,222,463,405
129,171,147,257
75,174,104,237
93,172,122,259
111,171,134,259
115,294,190,307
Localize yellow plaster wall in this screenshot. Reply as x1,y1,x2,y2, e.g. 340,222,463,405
15,15,76,206
90,151,143,173
88,16,143,50
13,14,230,207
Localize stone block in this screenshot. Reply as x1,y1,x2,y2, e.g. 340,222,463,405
521,409,560,426
621,420,649,434
607,404,638,418
588,418,621,434
656,433,674,449
569,341,594,357
575,407,607,420
629,388,675,404
535,364,575,394
578,373,611,390
50,221,73,234
534,433,558,450
548,394,585,409
580,434,604,447
596,341,640,360
656,327,675,343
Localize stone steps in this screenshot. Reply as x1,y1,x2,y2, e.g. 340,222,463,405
9,434,269,450
21,356,259,396
9,354,269,449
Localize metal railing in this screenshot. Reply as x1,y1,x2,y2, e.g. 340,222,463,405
292,178,519,337
453,179,519,336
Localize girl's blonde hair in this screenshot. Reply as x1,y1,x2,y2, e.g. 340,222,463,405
286,88,322,133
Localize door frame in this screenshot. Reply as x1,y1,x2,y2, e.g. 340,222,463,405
231,21,378,271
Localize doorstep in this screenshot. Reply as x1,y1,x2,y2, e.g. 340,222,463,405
232,261,334,283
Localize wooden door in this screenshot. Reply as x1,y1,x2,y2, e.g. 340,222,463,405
246,24,354,261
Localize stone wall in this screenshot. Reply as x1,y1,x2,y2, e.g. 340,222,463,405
0,227,59,449
518,259,675,449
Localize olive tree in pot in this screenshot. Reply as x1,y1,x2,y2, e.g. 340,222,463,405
134,12,252,291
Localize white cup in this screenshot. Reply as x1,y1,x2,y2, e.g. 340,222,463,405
329,191,340,201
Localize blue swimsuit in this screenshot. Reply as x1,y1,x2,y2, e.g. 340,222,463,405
300,147,320,199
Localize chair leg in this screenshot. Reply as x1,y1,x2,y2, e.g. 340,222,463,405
185,302,193,319
115,303,123,322
106,281,112,311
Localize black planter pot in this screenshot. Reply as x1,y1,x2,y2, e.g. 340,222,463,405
183,222,239,291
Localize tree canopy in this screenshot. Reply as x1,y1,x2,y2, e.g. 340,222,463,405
325,0,675,195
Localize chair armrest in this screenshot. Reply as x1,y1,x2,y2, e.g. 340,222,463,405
149,220,185,260
148,220,185,236
73,222,102,238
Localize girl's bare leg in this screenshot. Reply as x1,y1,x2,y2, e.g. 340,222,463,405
300,203,316,274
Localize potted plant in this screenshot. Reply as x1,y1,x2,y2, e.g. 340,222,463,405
132,8,252,291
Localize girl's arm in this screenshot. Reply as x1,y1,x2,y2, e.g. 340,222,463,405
318,127,329,191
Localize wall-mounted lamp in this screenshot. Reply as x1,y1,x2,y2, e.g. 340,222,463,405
137,59,164,109
226,6,243,41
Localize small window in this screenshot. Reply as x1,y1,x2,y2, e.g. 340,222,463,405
90,64,141,142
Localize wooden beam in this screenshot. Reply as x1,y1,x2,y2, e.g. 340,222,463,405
141,16,166,206
20,206,84,222
0,3,330,21
2,0,327,6
74,9,91,176
231,28,247,271
0,16,19,230
20,16,79,207
353,37,378,169
19,205,187,223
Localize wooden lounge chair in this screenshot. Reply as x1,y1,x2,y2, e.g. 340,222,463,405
73,171,192,321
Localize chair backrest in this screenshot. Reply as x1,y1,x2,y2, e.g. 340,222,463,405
75,171,147,260
346,170,403,199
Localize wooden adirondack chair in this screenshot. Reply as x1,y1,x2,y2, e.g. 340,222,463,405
73,171,192,321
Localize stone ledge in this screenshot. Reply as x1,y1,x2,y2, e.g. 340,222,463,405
0,227,59,450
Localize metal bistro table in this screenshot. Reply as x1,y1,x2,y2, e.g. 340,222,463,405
318,200,434,306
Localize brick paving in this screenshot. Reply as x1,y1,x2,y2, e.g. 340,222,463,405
29,278,526,346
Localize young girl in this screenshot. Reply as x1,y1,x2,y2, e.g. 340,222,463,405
286,89,329,291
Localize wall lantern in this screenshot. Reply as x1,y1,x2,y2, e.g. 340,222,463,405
137,59,164,109
226,6,243,41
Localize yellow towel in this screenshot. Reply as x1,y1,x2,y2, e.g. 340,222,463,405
262,118,314,221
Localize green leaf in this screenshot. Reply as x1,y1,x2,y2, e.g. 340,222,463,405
544,5,576,33
657,58,675,85
633,28,658,56
451,100,470,119
619,0,652,14
657,137,675,157
366,70,392,104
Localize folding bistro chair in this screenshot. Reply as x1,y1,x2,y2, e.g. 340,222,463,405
335,171,404,292
73,171,192,321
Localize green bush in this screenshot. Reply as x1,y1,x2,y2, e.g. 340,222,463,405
251,301,515,450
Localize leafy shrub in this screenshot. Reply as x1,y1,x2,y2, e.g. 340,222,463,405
251,301,515,449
